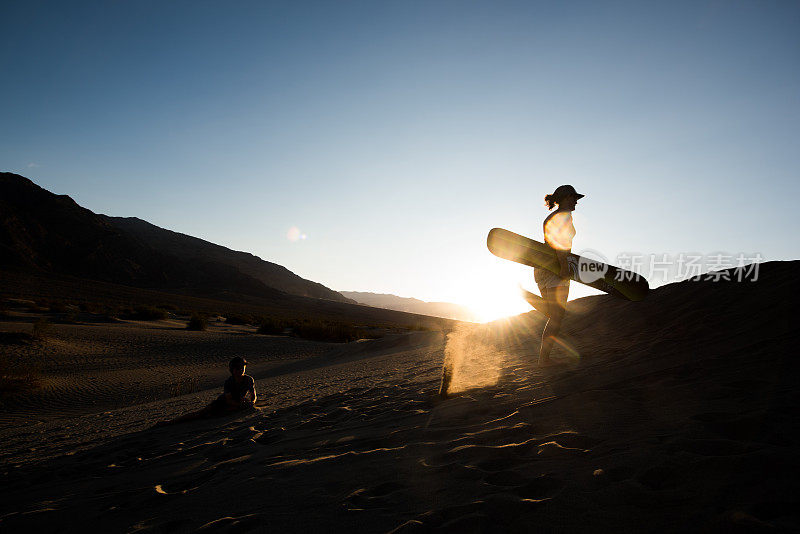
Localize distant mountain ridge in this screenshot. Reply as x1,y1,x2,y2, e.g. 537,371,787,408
340,291,477,322
0,172,353,304
104,216,355,303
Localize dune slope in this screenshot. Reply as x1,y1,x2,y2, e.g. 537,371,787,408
1,262,797,533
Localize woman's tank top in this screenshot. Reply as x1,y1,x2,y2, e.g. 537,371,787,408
543,210,575,251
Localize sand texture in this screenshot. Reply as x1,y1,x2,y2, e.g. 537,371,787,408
1,262,798,533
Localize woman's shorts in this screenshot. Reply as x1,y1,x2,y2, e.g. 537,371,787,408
534,267,570,290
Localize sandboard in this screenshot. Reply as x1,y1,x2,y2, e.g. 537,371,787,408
487,228,649,301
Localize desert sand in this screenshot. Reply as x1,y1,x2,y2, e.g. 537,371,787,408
1,262,798,533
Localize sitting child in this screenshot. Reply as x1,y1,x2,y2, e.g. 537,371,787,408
155,356,257,427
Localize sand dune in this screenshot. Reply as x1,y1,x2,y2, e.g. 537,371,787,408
1,262,798,532
0,319,332,428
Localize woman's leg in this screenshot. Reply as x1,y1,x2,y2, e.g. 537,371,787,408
521,286,550,317
538,284,570,365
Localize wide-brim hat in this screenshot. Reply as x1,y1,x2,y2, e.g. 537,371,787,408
553,184,585,200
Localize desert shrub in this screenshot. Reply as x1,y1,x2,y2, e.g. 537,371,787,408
79,301,102,313
131,305,168,321
186,313,208,331
27,302,47,313
32,318,50,340
257,317,287,335
356,327,385,340
64,309,80,323
48,300,69,313
225,313,254,325
95,306,120,322
294,321,360,343
256,318,361,342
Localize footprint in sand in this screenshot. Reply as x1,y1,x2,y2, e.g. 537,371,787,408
253,428,286,446
370,481,405,497
154,468,216,495
344,482,405,510
197,513,264,532
512,474,562,501
538,431,593,451
400,501,484,532
473,456,522,472
536,441,588,458
483,470,530,487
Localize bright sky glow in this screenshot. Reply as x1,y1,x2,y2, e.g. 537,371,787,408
2,1,799,321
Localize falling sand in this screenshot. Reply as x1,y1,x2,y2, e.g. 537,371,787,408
440,323,512,396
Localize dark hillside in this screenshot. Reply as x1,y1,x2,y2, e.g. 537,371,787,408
105,216,354,303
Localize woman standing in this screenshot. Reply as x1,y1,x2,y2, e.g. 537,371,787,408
534,185,584,366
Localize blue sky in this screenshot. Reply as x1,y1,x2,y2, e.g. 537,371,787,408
2,1,799,320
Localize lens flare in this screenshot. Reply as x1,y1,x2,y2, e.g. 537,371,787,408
286,226,307,242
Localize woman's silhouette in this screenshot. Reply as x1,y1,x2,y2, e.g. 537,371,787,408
534,185,584,366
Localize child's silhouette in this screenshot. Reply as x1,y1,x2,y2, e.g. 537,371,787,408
154,357,257,427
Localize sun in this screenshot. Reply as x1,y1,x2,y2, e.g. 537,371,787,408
466,288,530,323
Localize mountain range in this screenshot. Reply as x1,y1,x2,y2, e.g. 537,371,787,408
0,172,353,305
0,172,481,326
340,291,477,322
104,216,355,303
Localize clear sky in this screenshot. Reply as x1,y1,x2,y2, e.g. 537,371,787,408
2,1,799,321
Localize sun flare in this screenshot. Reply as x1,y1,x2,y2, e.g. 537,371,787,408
466,290,530,323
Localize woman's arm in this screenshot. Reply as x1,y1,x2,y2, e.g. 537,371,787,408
241,380,257,407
